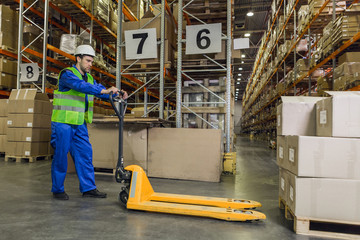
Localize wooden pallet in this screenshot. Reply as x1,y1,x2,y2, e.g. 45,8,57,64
94,167,116,176
279,197,360,239
0,85,12,91
5,155,52,163
0,45,17,54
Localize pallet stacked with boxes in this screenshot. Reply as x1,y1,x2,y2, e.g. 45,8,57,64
0,99,8,153
0,57,17,90
241,0,360,142
277,92,360,237
333,52,360,91
5,89,52,162
0,5,18,52
0,5,18,90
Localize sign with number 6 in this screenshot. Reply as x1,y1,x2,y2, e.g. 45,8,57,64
186,23,222,55
20,63,39,82
125,28,157,60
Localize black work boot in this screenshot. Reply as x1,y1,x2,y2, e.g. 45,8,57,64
82,189,107,198
53,192,69,200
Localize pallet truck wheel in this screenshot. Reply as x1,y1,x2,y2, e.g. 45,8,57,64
119,190,128,206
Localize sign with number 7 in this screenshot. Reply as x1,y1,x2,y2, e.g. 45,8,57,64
186,23,222,55
125,28,158,60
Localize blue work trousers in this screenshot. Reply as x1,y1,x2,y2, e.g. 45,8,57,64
51,121,96,193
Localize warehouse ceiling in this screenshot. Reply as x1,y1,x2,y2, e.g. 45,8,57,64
233,0,272,101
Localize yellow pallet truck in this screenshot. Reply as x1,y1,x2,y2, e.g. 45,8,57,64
109,93,266,222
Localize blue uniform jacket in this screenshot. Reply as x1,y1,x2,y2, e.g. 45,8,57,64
59,65,110,111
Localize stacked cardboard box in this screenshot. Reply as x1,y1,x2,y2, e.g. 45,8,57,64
6,89,52,157
0,5,18,89
332,15,360,47
89,122,223,182
316,75,332,95
333,52,360,90
0,99,8,152
297,5,309,34
277,93,360,223
0,5,18,51
0,57,17,89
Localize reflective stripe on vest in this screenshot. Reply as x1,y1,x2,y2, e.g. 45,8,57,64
51,67,95,125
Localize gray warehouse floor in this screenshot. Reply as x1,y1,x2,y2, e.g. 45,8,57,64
0,137,332,240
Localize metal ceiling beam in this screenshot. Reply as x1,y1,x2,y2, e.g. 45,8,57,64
234,2,272,10
236,29,266,33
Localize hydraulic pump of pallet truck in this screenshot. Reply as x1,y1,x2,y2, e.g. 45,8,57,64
109,93,266,222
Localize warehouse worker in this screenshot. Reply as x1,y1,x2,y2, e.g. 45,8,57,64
51,45,128,200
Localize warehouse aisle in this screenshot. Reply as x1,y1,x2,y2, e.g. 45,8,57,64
0,137,330,240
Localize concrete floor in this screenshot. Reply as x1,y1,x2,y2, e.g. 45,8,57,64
0,137,330,240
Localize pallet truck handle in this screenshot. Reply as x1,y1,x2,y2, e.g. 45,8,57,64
109,91,132,183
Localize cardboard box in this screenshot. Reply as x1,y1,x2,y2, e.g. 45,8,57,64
88,122,148,170
7,128,51,142
287,171,360,222
333,76,346,90
0,117,7,135
0,57,17,75
0,5,18,34
0,99,8,117
6,141,49,156
0,134,6,152
23,32,43,51
0,72,16,89
276,136,287,167
0,31,17,50
7,114,51,128
8,89,52,115
277,96,323,136
284,135,360,179
147,128,223,182
279,167,289,202
338,52,360,65
334,62,360,79
316,91,360,137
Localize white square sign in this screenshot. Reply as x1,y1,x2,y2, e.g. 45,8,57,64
234,38,250,49
20,63,39,82
186,23,222,55
125,28,158,60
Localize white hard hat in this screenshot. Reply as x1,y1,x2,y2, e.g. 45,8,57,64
75,45,95,57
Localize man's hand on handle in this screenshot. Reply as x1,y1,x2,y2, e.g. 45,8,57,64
101,87,128,100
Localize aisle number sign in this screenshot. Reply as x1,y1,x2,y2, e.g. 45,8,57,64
186,23,222,55
125,28,157,60
20,63,39,82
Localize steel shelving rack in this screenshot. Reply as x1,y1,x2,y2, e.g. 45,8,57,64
241,0,360,141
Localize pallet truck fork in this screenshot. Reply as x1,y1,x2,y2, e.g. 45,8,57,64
109,93,266,222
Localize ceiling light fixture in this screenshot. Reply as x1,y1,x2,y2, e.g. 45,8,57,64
241,54,246,58
238,68,243,70
247,11,254,17
244,33,251,37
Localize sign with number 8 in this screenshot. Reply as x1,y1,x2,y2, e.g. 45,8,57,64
186,23,222,55
20,63,39,82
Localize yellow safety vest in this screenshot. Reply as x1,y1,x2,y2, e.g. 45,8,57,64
51,67,94,125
